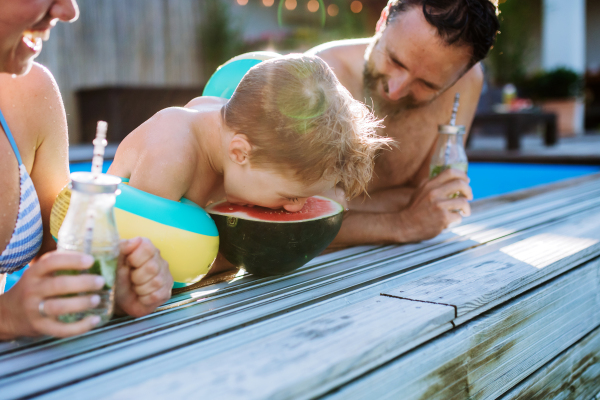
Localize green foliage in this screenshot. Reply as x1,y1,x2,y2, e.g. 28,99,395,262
485,0,538,85
521,68,584,100
200,0,244,81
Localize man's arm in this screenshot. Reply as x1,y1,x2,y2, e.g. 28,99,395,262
333,169,473,246
349,185,415,213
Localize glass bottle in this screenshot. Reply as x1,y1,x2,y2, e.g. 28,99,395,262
56,172,121,326
429,124,468,178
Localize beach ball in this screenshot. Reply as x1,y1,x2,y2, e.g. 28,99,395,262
202,51,281,99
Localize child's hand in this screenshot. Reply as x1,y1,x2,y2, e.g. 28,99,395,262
115,237,173,318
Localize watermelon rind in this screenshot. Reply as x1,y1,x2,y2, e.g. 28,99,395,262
207,197,344,277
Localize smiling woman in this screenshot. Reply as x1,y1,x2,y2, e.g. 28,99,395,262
0,0,79,75
0,0,173,341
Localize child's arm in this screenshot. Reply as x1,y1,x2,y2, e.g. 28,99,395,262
108,108,198,201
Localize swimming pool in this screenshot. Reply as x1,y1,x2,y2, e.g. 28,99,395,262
4,161,599,291
69,160,600,200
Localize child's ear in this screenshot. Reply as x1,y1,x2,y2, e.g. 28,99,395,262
228,134,252,165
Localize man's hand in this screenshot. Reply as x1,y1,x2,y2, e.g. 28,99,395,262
397,169,472,242
0,252,104,340
115,237,173,318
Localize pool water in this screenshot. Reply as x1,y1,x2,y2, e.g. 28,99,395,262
69,160,600,200
4,161,599,291
467,163,600,200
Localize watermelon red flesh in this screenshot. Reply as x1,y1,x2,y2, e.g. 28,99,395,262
207,196,344,277
206,196,342,222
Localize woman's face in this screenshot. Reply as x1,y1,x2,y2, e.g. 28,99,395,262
0,0,79,75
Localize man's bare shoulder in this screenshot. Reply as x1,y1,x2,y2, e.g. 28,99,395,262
306,38,371,58
454,63,484,92
306,39,371,94
439,63,484,126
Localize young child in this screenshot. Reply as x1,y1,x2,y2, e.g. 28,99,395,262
109,55,391,277
109,54,390,212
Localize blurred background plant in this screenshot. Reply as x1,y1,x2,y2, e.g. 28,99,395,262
484,0,539,86
521,68,584,101
199,0,380,81
200,0,245,81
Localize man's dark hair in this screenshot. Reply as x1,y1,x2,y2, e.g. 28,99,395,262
384,0,500,67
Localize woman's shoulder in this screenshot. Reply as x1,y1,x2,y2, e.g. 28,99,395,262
0,63,61,105
0,63,64,131
0,63,67,164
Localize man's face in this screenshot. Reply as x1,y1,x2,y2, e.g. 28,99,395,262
0,0,79,75
363,6,472,118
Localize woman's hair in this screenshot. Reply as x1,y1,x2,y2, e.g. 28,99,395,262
222,54,392,199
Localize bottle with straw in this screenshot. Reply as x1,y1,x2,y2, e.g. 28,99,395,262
429,93,468,179
56,122,122,325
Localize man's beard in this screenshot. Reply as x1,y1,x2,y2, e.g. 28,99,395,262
362,60,435,119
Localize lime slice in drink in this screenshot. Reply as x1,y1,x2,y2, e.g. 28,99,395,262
89,256,117,289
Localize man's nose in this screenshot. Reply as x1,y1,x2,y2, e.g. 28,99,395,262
50,0,80,23
283,199,307,212
386,73,410,101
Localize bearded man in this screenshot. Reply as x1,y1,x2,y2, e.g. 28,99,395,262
307,0,500,245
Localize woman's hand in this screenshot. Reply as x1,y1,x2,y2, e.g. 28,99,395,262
0,252,104,340
114,237,173,318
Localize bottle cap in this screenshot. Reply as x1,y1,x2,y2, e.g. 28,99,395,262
438,124,466,135
70,172,121,194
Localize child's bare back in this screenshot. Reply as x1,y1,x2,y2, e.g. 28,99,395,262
110,54,392,213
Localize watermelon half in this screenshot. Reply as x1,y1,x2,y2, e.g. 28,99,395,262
206,196,344,277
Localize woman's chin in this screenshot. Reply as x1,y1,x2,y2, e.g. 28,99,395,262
3,56,36,76
4,42,40,75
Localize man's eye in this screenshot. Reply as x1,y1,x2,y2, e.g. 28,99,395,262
286,197,299,202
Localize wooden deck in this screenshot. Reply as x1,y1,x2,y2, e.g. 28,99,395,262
2,175,600,399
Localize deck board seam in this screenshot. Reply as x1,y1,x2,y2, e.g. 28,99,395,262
380,293,458,320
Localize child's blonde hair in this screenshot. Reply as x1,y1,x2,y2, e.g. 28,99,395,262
222,54,392,199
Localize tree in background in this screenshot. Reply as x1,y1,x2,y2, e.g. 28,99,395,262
200,0,245,81
485,0,539,86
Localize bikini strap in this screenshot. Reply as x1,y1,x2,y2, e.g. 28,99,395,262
0,107,23,165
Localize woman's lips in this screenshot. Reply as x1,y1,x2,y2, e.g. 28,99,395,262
22,30,50,52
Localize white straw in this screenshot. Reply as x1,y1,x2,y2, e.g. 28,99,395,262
91,121,108,179
83,121,108,254
450,93,460,126
445,93,461,166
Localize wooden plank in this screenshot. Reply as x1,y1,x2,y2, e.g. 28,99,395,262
383,206,600,322
160,179,600,310
92,297,453,400
470,173,600,214
3,187,600,397
500,326,600,400
324,259,600,400
0,209,574,388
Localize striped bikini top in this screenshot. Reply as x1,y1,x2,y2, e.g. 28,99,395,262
0,108,43,274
